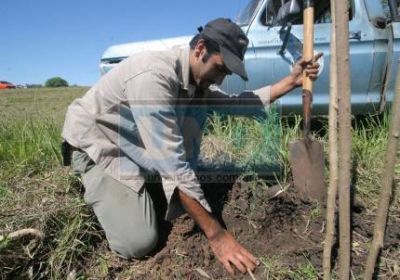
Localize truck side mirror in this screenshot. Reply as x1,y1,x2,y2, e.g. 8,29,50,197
275,0,302,26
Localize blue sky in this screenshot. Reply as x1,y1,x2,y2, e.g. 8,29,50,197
0,0,249,86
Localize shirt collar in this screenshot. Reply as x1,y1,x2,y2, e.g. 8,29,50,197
176,46,197,98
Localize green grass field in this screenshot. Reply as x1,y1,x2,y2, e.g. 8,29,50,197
0,87,398,278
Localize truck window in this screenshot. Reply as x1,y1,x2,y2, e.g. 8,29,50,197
236,0,263,26
388,0,400,21
262,0,353,26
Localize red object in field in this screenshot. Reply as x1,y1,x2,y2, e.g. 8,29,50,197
0,81,16,89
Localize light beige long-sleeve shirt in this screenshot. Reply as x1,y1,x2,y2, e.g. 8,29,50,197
62,46,270,220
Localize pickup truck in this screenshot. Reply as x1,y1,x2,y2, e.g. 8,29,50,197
99,0,400,115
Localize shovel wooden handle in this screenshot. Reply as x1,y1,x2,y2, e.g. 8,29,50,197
302,0,314,138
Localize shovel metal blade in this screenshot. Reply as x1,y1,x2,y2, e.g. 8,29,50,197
289,139,326,202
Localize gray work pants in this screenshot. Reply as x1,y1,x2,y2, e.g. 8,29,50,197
72,151,159,258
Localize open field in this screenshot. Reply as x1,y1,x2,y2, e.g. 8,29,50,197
0,87,399,279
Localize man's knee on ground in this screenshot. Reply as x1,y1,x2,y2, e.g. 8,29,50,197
109,229,159,259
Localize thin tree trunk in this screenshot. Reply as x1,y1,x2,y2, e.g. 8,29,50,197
363,58,400,280
335,0,352,279
323,0,339,278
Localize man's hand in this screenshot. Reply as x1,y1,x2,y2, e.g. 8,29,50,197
269,52,323,103
290,52,324,87
208,229,259,275
177,189,258,275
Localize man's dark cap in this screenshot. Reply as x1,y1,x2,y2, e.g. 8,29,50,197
198,18,249,81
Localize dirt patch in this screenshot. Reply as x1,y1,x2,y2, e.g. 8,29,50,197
2,179,398,279
102,180,399,279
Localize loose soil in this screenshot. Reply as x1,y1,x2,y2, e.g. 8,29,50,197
1,178,399,279
104,180,400,279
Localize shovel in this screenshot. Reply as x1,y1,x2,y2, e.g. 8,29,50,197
289,0,325,202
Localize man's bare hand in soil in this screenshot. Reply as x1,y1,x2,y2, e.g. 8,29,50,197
177,189,258,275
208,229,258,274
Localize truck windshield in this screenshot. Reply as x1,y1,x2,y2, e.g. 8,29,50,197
235,0,262,26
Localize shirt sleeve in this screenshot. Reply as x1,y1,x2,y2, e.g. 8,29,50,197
125,69,211,220
205,85,271,117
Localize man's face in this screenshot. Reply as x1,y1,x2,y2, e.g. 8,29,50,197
191,41,232,89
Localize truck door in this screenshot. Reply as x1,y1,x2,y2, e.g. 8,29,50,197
383,0,400,109
243,0,377,115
